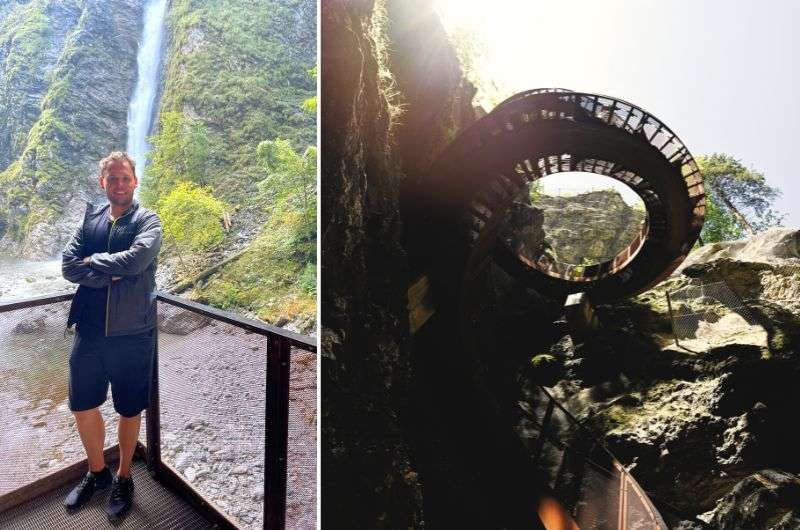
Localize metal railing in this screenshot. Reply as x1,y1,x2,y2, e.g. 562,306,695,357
0,291,316,530
520,385,669,529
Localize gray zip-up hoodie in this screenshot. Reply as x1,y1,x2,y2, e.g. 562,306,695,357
62,200,162,336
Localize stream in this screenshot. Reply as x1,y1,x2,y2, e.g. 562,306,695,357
0,256,74,302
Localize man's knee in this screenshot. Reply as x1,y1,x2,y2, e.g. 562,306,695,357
117,408,143,420
73,407,101,418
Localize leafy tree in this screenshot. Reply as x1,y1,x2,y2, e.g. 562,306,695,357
141,111,209,206
256,138,316,227
157,182,226,252
302,65,317,114
697,154,784,240
700,193,743,243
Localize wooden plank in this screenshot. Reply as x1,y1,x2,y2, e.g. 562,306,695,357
407,275,435,335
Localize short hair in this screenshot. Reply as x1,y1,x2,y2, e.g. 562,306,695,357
99,151,136,178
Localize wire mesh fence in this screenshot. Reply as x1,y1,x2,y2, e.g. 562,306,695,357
0,297,148,496
153,300,317,529
156,301,268,527
666,281,760,348
519,385,668,529
0,293,317,530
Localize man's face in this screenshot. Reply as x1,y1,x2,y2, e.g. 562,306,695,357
100,160,137,207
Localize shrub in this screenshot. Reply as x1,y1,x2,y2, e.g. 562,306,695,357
157,182,226,252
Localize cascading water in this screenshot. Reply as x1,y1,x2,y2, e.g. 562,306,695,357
127,0,168,184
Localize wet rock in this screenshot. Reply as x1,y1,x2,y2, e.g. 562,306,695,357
12,316,46,334
231,465,249,475
252,485,264,501
159,310,211,335
174,452,189,471
709,470,800,529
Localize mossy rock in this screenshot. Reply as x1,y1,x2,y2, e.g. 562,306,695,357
528,354,564,387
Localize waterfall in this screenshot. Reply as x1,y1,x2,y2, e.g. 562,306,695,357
127,0,168,184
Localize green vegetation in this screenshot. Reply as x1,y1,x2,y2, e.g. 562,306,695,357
157,0,315,202
701,193,743,244
146,0,317,329
140,111,209,205
697,154,784,243
198,138,316,329
157,182,226,252
256,139,316,224
200,202,316,327
302,65,317,114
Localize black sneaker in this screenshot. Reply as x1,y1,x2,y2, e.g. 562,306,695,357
64,467,112,510
106,474,134,523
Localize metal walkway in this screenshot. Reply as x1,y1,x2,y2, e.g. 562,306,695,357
0,456,215,529
405,89,708,529
411,88,705,302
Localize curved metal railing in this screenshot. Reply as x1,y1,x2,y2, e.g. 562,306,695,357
520,385,669,529
479,90,705,283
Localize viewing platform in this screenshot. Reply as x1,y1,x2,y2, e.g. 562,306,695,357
0,292,316,529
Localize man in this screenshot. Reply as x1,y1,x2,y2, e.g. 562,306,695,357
61,151,162,522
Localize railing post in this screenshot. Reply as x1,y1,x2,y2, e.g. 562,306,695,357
665,291,679,348
146,323,162,477
265,335,291,530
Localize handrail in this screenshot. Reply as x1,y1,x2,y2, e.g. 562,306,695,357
526,385,670,529
156,291,316,351
0,292,75,313
0,291,316,352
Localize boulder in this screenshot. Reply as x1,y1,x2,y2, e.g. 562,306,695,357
709,469,800,529
12,315,46,334
158,310,211,335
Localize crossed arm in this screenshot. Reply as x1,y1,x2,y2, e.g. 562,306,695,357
62,223,113,288
62,215,162,287
88,215,162,276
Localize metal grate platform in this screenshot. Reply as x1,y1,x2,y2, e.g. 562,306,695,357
0,458,217,529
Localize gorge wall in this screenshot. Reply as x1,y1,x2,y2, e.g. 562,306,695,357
321,0,475,526
538,190,646,265
0,0,144,258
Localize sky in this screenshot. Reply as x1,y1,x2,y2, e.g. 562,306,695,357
435,0,800,227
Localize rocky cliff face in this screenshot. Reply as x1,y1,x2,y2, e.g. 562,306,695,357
0,0,144,258
537,190,646,264
321,0,474,526
0,0,79,171
530,229,800,527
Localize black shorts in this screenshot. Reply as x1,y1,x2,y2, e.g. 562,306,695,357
68,326,156,417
